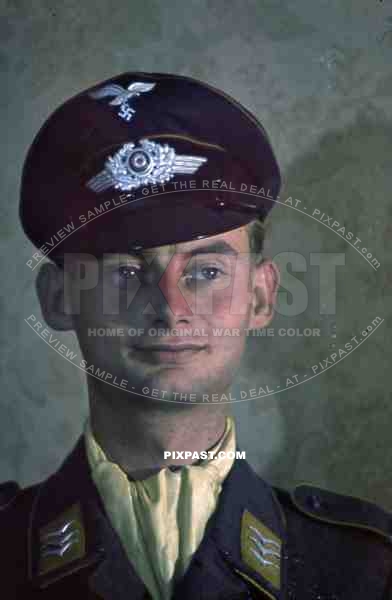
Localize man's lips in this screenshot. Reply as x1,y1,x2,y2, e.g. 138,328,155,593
133,343,207,351
130,342,208,364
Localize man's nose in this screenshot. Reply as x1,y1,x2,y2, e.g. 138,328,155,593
156,259,194,318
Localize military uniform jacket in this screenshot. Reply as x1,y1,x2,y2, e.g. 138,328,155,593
1,434,392,600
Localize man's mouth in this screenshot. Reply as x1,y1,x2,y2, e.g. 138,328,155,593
131,343,208,364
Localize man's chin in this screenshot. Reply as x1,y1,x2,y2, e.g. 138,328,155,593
87,350,237,403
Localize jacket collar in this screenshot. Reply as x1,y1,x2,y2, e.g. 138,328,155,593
28,433,287,600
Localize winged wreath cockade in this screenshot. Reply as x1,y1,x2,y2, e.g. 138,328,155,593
86,139,208,193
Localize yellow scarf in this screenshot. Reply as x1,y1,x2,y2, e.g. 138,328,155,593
84,415,236,600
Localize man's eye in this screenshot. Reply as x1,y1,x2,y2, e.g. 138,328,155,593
184,266,225,282
117,265,141,280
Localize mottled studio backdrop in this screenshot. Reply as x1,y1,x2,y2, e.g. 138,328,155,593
0,0,391,508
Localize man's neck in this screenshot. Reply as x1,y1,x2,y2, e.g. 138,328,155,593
88,381,229,481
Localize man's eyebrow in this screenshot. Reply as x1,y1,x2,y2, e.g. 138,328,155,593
106,241,239,262
183,241,239,258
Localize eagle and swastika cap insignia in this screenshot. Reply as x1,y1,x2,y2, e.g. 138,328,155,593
88,80,156,122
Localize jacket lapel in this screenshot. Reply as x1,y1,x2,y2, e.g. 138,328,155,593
172,455,287,600
28,434,149,599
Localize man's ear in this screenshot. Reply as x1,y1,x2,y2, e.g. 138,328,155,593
248,259,280,330
35,262,75,331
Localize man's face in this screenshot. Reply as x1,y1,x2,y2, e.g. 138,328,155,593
52,225,278,402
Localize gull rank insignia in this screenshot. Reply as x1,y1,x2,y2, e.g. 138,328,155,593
38,503,86,577
88,81,156,122
240,509,282,590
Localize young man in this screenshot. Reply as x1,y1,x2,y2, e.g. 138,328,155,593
1,73,391,599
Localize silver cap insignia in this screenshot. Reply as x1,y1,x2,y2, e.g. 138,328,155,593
86,138,208,193
88,81,156,122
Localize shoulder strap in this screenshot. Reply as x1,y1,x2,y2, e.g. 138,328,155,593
273,484,392,599
287,483,392,544
0,480,40,595
0,480,21,510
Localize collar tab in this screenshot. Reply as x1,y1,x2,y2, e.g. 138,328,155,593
28,441,107,591
37,503,86,579
240,509,281,590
